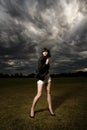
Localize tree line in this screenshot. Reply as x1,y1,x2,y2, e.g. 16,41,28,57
0,71,87,78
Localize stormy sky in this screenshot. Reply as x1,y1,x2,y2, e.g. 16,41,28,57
0,0,87,75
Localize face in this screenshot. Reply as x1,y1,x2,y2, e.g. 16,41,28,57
42,51,48,57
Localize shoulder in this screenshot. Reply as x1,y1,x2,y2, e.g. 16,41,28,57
38,56,43,61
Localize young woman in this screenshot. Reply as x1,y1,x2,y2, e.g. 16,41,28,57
30,48,55,118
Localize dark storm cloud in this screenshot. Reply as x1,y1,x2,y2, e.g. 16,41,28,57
0,0,87,74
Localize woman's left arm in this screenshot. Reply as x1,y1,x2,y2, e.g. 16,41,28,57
46,58,50,64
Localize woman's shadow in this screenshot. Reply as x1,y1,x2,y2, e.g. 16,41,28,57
52,86,79,111
35,108,48,114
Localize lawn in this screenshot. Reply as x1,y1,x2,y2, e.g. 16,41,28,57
0,77,87,130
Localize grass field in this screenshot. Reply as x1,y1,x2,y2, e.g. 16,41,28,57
0,77,87,130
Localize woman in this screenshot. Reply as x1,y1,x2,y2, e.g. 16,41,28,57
30,48,55,118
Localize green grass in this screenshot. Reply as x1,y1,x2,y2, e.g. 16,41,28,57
0,77,87,130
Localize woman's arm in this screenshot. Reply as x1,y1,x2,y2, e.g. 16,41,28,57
46,58,50,64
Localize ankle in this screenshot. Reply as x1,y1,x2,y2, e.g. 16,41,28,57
48,108,54,114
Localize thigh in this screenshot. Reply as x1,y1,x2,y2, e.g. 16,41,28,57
46,82,51,93
37,81,43,94
44,74,51,84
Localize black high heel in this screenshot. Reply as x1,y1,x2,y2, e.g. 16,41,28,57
30,109,35,118
48,109,56,116
50,113,56,116
30,115,35,118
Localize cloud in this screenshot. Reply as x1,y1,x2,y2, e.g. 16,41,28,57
0,0,87,74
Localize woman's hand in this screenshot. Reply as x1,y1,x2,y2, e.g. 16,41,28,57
46,58,49,64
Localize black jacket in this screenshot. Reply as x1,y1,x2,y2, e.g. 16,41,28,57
36,56,50,81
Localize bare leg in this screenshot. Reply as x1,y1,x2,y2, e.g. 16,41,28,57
46,82,54,115
30,83,43,117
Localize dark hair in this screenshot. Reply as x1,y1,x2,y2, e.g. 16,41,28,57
42,48,51,57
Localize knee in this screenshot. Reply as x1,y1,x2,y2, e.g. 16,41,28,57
37,93,42,98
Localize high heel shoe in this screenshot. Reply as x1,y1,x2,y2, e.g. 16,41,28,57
48,109,56,116
30,115,35,118
30,108,35,118
50,113,56,116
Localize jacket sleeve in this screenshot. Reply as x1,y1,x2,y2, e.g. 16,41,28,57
38,57,49,72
